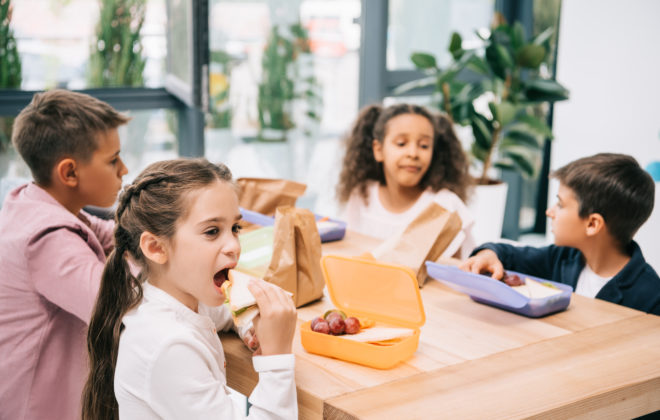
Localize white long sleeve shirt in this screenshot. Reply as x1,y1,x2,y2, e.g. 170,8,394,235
115,282,297,420
341,181,476,258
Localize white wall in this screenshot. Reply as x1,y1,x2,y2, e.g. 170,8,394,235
552,0,660,271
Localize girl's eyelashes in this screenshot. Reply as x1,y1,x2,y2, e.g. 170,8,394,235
203,227,220,237
202,222,242,238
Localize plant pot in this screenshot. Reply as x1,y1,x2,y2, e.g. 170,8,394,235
258,128,287,142
226,138,293,180
467,180,508,245
205,128,237,165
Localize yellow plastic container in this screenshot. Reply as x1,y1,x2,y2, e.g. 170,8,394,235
300,255,426,369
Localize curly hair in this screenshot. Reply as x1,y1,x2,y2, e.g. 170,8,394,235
336,103,472,203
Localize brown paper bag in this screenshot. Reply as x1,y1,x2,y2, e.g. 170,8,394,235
263,206,325,307
370,203,462,287
237,178,307,216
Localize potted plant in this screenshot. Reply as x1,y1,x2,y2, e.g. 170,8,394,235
87,0,146,87
208,50,234,130
88,0,148,170
257,22,321,142
205,49,237,163
395,14,569,242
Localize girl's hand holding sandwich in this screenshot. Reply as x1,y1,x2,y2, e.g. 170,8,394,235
247,279,297,355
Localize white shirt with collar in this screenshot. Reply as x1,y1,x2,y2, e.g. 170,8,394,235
115,282,297,420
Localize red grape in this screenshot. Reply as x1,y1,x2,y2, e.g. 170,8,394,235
344,317,360,334
312,320,330,334
328,317,346,335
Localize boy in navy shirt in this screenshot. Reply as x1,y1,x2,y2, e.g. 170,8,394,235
461,153,660,315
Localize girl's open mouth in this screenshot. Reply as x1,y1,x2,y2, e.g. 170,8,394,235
213,268,229,291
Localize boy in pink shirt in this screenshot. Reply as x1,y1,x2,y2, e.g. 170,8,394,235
0,90,129,420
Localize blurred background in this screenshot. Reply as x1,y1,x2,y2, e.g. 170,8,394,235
0,0,658,268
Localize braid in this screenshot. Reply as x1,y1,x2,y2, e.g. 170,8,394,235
113,172,176,254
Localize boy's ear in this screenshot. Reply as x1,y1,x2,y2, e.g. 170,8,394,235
55,158,79,187
372,139,384,162
139,231,168,265
585,213,606,237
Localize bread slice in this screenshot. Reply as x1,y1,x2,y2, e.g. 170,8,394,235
222,270,260,328
222,270,293,328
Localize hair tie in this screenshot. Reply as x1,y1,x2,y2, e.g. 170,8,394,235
115,225,134,255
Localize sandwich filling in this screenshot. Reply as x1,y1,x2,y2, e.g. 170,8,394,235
213,268,229,293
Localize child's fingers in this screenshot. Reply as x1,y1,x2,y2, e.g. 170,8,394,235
269,283,295,309
247,279,274,310
490,264,504,280
458,259,472,272
248,279,295,318
470,262,482,274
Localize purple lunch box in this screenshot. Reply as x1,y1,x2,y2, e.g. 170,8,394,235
425,261,572,317
240,207,346,243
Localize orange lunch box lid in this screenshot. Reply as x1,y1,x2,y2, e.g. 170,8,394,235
320,255,426,329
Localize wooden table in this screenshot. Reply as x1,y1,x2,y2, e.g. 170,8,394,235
221,231,660,419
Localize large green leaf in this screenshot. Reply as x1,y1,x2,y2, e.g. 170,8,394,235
516,114,554,139
466,55,490,75
452,84,471,106
471,113,493,150
524,79,570,102
486,43,514,79
392,75,437,95
411,52,437,70
515,44,546,69
500,130,541,150
493,161,517,173
449,32,463,60
489,101,517,126
498,147,538,178
452,102,475,126
511,22,525,52
471,141,489,162
532,27,554,46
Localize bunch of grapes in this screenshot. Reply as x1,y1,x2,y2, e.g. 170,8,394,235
310,310,360,335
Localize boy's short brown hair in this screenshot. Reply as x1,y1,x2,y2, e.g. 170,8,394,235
551,153,655,247
11,89,130,186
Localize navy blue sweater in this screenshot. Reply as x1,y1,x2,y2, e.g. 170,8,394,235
472,241,660,315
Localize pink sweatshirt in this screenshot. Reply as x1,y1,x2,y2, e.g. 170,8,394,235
0,183,114,420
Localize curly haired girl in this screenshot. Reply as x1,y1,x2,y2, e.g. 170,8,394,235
337,103,475,257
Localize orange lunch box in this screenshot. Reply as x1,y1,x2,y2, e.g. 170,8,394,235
300,255,426,369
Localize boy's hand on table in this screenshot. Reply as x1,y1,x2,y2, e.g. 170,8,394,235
459,249,504,280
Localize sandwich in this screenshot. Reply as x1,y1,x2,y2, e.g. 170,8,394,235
221,270,261,328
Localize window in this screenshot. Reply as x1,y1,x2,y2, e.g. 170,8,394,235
387,0,493,71
0,0,184,195
204,0,361,213
11,0,166,90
